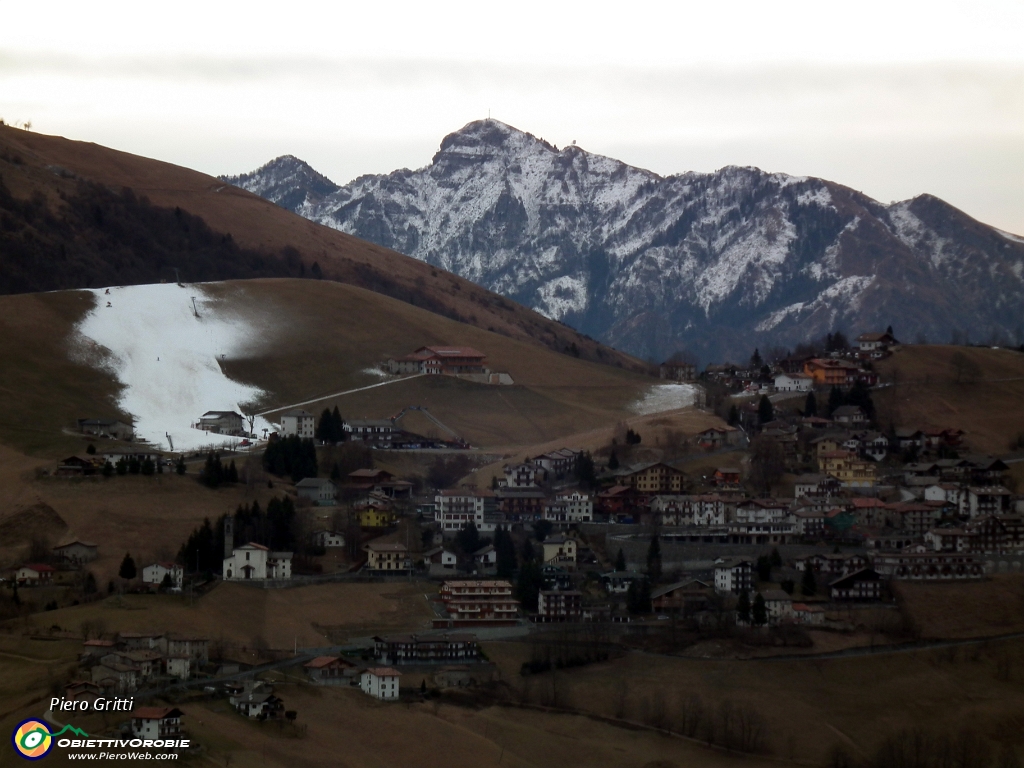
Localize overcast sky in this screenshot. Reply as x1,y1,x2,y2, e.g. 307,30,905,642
2,0,1022,233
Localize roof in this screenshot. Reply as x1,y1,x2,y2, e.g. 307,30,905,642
282,409,313,417
83,639,115,647
418,346,486,359
829,568,881,587
201,411,242,418
239,542,269,551
760,589,792,601
295,477,335,488
20,563,56,573
364,541,408,552
349,468,391,478
365,667,402,677
54,540,98,549
304,655,351,669
650,580,710,599
132,707,183,720
832,406,865,417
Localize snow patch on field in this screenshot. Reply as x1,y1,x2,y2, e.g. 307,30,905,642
630,384,697,415
74,283,277,452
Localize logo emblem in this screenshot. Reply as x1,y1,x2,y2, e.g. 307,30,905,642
12,719,53,760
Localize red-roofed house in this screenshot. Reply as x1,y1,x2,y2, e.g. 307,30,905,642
15,564,55,585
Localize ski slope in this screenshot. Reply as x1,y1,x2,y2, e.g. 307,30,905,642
75,283,277,451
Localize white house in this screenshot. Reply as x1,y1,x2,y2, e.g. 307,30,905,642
311,530,345,548
280,409,315,439
474,544,497,567
760,589,794,624
924,483,967,515
543,492,593,525
435,490,488,534
773,373,813,392
165,656,191,681
131,707,184,740
360,667,401,700
713,558,752,595
142,562,183,590
222,543,293,581
295,478,337,506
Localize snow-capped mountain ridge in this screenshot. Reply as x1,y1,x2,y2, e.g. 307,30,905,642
223,119,1024,362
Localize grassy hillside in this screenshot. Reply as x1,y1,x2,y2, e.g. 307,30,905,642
874,344,1024,455
0,279,660,457
0,125,641,372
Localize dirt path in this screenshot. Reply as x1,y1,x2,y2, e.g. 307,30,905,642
257,374,424,416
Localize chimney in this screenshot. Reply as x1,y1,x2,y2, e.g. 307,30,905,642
224,516,234,559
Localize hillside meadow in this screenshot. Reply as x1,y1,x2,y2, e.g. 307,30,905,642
875,344,1024,456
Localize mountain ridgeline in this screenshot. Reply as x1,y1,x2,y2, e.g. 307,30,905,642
224,119,1024,363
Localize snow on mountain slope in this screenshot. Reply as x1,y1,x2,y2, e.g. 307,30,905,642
74,283,277,451
224,119,1024,363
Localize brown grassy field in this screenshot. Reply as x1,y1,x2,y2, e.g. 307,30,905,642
875,344,1024,455
8,580,434,651
896,573,1024,639
0,449,279,579
483,635,1024,765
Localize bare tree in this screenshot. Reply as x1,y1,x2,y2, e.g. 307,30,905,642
749,436,786,495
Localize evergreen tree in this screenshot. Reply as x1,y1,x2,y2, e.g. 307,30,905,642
752,593,768,626
750,348,763,368
128,456,141,475
176,456,186,475
728,404,739,426
520,537,535,563
315,408,333,442
12,582,20,606
118,552,137,581
827,385,843,417
757,395,774,425
116,457,128,476
515,561,543,611
494,527,517,578
141,457,155,476
102,461,114,478
226,460,239,483
646,533,662,583
736,590,751,624
804,391,817,417
756,555,772,582
160,572,172,590
202,452,224,488
455,522,481,555
770,547,782,568
627,577,652,614
533,519,553,542
845,379,875,421
86,443,96,455
608,449,619,470
801,564,817,596
615,548,627,572
330,462,341,482
84,572,97,594
331,406,345,442
573,452,596,489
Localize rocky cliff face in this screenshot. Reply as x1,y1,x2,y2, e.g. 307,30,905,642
223,120,1024,363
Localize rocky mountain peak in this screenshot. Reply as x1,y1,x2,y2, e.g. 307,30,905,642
225,120,1024,362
